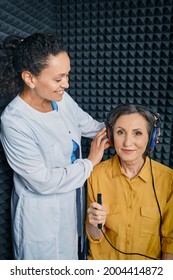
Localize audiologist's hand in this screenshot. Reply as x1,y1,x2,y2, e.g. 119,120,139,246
88,128,110,167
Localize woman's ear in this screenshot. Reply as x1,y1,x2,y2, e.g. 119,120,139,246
106,126,114,147
21,71,35,89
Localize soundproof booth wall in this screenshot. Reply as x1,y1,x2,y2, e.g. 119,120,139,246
56,0,173,168
0,0,173,259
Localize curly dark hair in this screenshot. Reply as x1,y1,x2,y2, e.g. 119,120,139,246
0,33,66,99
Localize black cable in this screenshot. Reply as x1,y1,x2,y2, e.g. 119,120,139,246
100,228,158,260
149,155,162,254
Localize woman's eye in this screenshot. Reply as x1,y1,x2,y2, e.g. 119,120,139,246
117,130,124,135
135,131,142,136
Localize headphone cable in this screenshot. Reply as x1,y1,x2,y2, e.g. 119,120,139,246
100,228,158,260
149,155,162,255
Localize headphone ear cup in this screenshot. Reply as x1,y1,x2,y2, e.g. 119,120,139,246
149,127,157,151
106,126,114,147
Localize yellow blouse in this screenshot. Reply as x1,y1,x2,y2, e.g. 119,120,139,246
86,155,173,260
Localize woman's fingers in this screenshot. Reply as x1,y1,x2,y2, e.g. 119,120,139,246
87,128,110,166
88,202,107,227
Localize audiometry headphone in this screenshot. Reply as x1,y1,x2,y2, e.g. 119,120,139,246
106,104,161,152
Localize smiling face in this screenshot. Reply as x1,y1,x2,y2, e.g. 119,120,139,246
113,113,149,164
31,51,70,102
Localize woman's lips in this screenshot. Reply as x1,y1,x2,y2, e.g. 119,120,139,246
122,149,135,154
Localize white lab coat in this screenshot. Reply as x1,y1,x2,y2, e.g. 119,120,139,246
0,92,104,259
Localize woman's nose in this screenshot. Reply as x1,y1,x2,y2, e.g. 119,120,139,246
61,77,69,89
123,134,132,146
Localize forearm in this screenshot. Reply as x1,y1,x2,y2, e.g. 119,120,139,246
162,253,173,260
86,223,105,241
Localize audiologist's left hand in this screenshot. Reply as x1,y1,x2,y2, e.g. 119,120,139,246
88,128,110,167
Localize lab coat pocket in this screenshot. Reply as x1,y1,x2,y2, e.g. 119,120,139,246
24,239,57,260
22,196,57,242
140,206,160,236
105,203,120,233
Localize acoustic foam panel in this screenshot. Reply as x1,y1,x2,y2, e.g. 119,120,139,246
56,0,173,167
0,0,56,39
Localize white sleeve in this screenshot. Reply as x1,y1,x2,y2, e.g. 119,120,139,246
1,121,93,195
64,93,105,138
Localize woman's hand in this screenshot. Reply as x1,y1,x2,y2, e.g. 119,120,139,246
86,201,107,240
87,201,107,228
88,127,110,167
